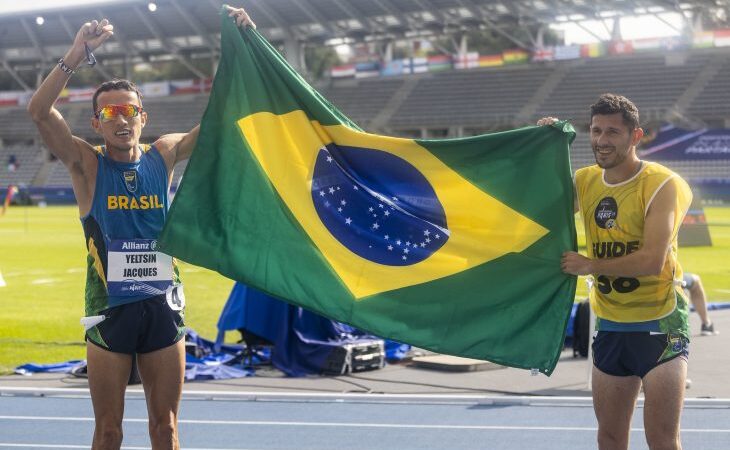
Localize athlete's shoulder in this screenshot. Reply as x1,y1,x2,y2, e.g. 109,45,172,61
640,161,689,188
140,143,162,160
574,165,601,184
641,161,681,179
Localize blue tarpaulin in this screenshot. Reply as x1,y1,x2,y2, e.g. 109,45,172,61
15,331,253,381
216,282,410,376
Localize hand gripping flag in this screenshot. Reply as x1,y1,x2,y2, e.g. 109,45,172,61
159,10,578,375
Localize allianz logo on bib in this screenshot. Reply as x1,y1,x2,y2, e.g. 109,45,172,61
121,241,151,250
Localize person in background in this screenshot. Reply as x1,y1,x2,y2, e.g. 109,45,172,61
7,154,18,172
683,272,718,336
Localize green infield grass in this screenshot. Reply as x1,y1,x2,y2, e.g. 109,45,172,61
1,205,729,374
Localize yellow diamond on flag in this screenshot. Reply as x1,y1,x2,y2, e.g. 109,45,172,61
238,110,548,299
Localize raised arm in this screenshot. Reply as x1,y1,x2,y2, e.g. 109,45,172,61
154,6,255,174
28,20,114,166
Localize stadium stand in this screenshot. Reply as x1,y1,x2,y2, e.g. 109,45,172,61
1,1,729,201
318,78,406,128
0,107,39,141
534,51,718,123
0,145,43,187
687,56,730,121
390,64,556,129
43,160,73,187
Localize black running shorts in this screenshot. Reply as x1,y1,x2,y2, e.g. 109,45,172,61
86,294,185,354
592,331,689,378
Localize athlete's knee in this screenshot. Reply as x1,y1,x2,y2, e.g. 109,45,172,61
645,422,681,450
597,427,629,449
93,424,123,449
646,433,681,450
148,416,178,444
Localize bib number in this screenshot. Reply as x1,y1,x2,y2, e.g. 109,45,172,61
166,285,185,311
596,275,640,295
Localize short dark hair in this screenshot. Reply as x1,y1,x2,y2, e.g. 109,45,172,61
590,93,640,130
92,79,142,114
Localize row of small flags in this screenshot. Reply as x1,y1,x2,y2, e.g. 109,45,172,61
331,28,730,79
331,50,530,78
0,79,214,107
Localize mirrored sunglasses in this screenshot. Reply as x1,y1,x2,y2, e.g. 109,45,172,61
95,104,143,122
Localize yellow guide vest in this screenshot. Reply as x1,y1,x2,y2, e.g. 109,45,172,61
575,162,692,322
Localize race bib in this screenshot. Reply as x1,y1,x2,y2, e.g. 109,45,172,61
107,239,173,297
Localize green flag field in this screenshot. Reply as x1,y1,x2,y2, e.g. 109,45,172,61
1,204,729,374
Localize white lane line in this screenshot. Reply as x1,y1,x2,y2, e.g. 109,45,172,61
0,416,728,433
0,445,262,450
0,445,147,450
2,387,730,407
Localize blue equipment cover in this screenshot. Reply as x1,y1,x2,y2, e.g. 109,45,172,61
216,282,410,376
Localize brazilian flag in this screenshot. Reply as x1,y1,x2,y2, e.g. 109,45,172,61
159,10,577,375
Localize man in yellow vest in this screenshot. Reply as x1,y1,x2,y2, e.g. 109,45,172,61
540,94,692,450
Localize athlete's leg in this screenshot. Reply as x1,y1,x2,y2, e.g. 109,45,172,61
137,339,185,449
86,341,133,450
592,366,642,450
687,274,711,327
642,357,687,450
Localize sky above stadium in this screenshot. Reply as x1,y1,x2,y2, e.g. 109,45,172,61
552,12,685,44
0,0,685,45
